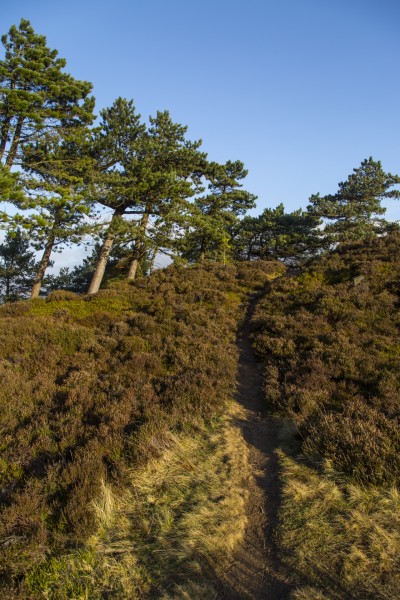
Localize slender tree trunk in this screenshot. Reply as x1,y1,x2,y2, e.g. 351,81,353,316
87,209,122,294
5,115,24,168
127,212,149,282
0,81,14,163
199,237,206,263
31,236,55,299
0,115,12,162
127,256,140,281
149,247,158,274
5,273,11,301
222,235,228,264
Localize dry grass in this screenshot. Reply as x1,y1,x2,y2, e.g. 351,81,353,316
26,402,249,599
278,450,400,600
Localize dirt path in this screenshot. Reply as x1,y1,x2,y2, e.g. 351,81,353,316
218,298,292,600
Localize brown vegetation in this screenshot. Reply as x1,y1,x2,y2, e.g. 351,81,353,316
253,232,400,486
252,232,400,598
0,260,282,597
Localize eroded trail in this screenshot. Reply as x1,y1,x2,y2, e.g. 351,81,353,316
219,298,292,600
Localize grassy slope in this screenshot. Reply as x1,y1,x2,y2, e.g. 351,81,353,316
252,233,400,599
0,260,283,598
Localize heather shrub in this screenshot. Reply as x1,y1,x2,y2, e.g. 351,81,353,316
47,290,80,302
0,260,272,595
0,300,31,316
253,232,400,485
236,259,285,289
302,400,400,486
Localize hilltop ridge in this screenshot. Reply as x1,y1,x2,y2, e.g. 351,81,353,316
1,235,400,598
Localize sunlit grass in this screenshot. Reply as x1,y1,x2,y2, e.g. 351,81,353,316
278,450,400,599
26,403,249,599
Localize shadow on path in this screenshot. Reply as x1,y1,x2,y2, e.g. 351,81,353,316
216,296,293,600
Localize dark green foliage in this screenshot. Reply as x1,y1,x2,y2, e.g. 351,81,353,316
0,19,94,169
252,232,400,486
179,160,257,263
0,163,24,208
233,203,322,264
88,99,206,291
0,228,37,301
0,261,275,596
308,157,400,243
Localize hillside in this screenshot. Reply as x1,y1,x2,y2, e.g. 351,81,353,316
0,260,283,599
1,234,400,599
252,231,400,599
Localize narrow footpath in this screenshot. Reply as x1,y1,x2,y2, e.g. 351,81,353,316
219,298,292,600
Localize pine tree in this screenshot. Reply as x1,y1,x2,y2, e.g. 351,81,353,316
308,158,400,244
87,98,146,294
233,204,322,264
0,19,96,295
87,102,206,293
180,160,256,262
0,19,94,169
0,228,37,302
125,110,206,281
17,125,96,298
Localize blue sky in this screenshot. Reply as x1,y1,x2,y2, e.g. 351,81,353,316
2,0,400,227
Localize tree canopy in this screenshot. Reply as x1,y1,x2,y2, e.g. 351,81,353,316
0,19,94,169
0,228,37,301
1,20,400,300
308,157,400,243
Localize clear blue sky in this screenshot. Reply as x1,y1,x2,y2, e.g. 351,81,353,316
3,0,400,224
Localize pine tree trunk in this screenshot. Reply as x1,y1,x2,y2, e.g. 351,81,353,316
87,209,122,294
0,81,14,162
6,115,24,168
199,236,207,263
127,212,149,282
127,257,140,281
0,115,12,162
149,247,158,273
31,236,55,299
5,272,11,301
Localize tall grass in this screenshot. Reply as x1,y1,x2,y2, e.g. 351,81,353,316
278,451,400,599
25,404,249,599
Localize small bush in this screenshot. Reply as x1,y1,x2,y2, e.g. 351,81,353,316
47,290,80,302
0,300,31,316
302,400,400,486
